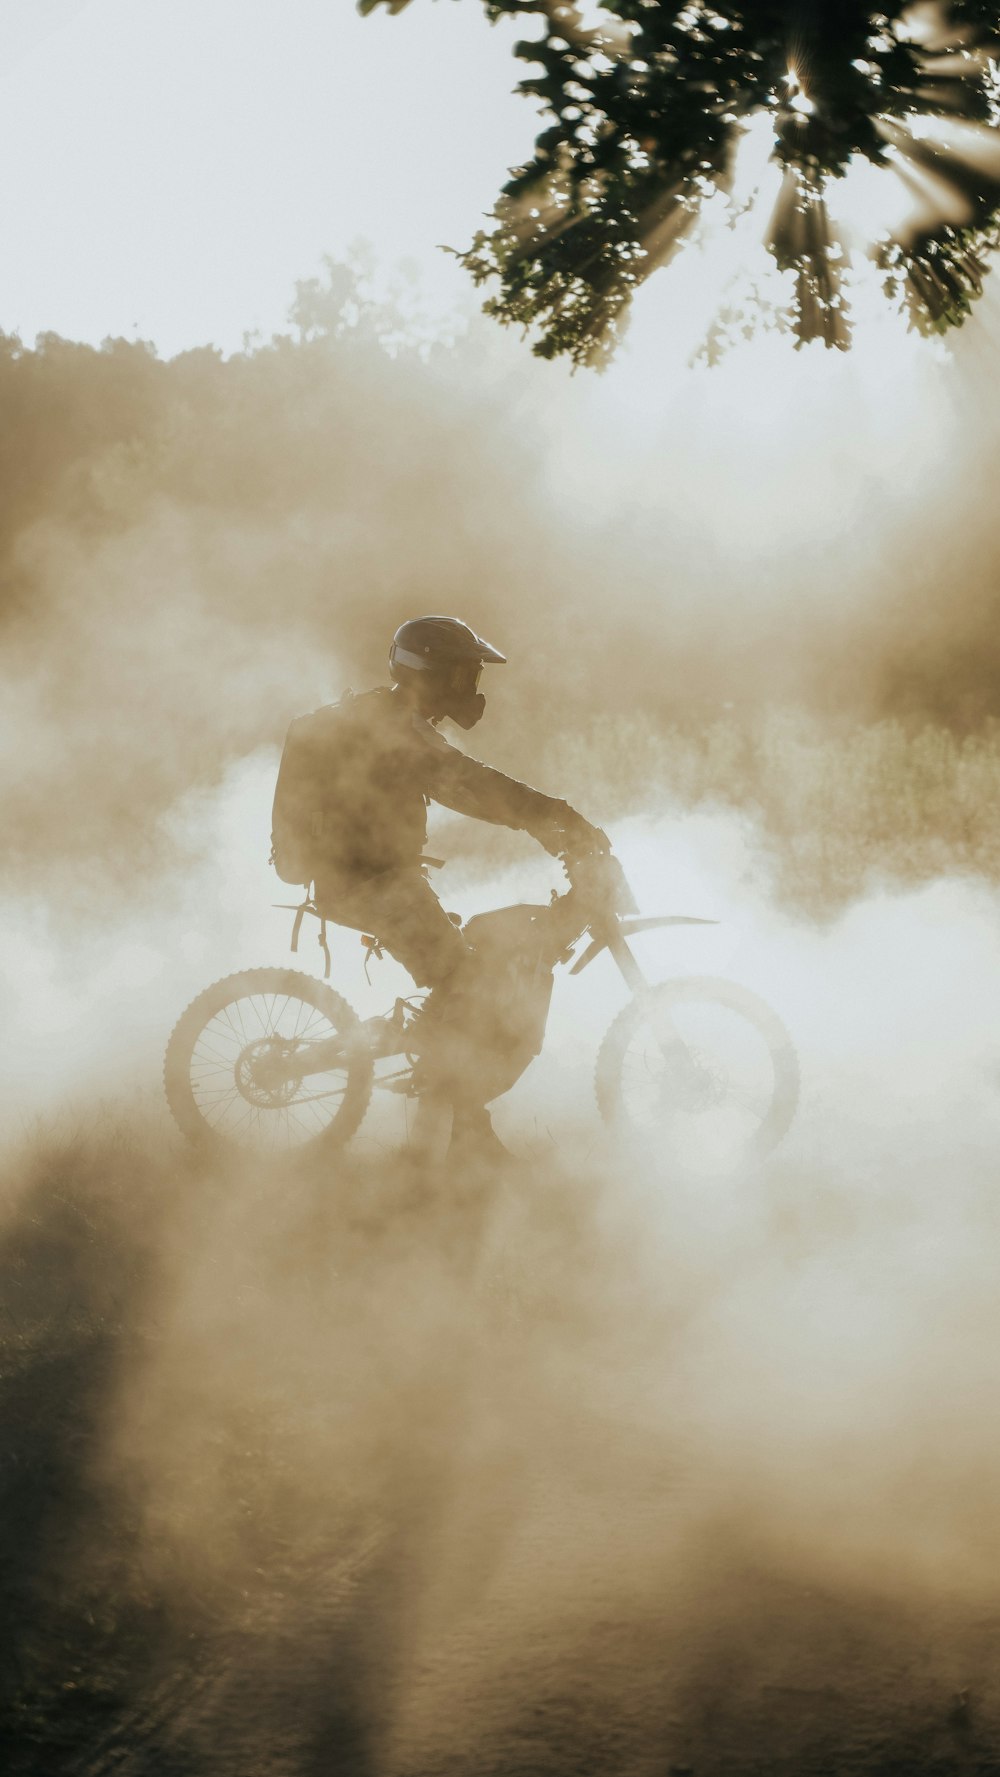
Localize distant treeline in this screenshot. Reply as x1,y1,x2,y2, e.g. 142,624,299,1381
2,260,1000,910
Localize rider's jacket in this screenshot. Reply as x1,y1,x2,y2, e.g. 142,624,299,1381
313,687,581,897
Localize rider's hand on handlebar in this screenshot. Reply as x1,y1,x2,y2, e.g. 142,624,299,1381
560,841,639,917
559,829,612,868
538,803,610,862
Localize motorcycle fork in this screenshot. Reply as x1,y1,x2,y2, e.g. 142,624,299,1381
607,929,646,995
608,931,701,1088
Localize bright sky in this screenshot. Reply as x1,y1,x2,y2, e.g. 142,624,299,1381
0,0,534,354
4,0,998,466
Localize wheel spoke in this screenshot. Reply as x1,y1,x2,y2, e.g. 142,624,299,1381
167,974,373,1158
605,985,796,1173
193,1033,236,1065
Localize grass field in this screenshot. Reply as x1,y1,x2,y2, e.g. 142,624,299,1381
541,711,1000,913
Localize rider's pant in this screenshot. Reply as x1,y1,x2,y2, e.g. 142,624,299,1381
315,866,498,1110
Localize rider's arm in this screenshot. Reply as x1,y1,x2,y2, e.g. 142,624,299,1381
416,720,606,854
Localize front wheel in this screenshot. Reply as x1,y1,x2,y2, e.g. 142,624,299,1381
595,977,799,1175
164,968,374,1159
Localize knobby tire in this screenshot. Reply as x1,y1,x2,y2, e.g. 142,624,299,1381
164,967,373,1157
594,975,799,1170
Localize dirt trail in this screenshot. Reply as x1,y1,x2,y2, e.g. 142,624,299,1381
5,1124,1000,1775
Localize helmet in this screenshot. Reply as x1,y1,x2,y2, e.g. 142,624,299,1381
389,616,506,729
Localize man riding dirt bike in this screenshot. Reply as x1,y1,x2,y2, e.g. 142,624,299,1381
165,626,800,1176
271,614,609,1163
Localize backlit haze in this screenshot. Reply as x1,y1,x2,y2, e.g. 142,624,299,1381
6,0,1000,1118
0,0,524,354
9,7,1000,1772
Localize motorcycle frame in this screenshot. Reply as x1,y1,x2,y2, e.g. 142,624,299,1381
286,889,716,1085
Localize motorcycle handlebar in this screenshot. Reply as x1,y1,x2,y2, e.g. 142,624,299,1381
560,846,639,918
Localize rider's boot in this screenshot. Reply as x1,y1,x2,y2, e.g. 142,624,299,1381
448,1103,518,1168
408,1090,453,1164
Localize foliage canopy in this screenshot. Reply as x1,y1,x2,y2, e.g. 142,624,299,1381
361,0,1000,363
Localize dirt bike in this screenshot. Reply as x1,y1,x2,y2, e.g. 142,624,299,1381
164,851,799,1174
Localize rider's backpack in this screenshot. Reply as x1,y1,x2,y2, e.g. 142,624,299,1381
269,691,358,889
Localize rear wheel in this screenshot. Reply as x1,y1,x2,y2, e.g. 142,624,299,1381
595,977,799,1175
164,968,373,1158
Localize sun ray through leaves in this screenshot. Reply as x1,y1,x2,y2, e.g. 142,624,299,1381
361,0,1000,363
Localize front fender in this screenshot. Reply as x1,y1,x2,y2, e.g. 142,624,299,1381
568,916,718,976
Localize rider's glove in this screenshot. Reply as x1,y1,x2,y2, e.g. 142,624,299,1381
536,802,610,860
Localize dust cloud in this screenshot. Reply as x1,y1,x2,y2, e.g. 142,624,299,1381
5,262,1000,1771
3,260,1000,917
